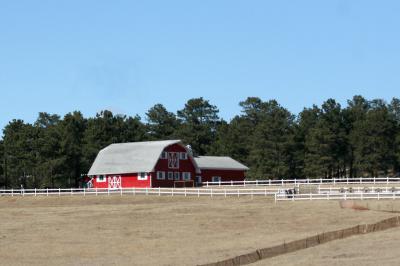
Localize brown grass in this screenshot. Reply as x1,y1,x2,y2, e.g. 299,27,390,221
0,195,395,265
253,226,400,266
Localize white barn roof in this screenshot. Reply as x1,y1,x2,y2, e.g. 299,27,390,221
194,156,249,171
88,140,249,176
88,140,186,175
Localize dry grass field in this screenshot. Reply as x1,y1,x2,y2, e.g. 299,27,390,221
254,227,400,266
0,195,398,265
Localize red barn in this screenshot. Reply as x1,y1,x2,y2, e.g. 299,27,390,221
87,140,248,188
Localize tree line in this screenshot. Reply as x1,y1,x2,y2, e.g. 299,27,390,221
1,95,400,188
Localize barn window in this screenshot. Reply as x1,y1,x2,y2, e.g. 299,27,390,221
180,152,188,160
167,172,174,180
212,176,221,182
97,175,106,182
157,171,165,180
138,172,148,180
168,152,179,169
183,172,191,180
160,151,168,159
174,172,180,180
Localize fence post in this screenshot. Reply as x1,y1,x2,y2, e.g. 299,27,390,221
184,187,187,197
256,180,258,186
95,187,98,196
11,188,13,197
307,178,310,184
59,188,61,196
237,189,239,198
71,188,73,196
218,180,221,187
47,188,49,196
197,188,200,197
378,192,380,200
146,187,148,196
159,187,161,196
274,193,277,203
35,188,37,196
211,188,213,198
120,187,123,196
264,187,267,197
107,188,110,196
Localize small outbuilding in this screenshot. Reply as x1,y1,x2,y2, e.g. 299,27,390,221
87,140,248,188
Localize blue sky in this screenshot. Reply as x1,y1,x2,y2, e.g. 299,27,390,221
1,0,399,130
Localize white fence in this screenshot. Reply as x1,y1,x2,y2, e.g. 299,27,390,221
0,187,277,198
275,191,400,202
204,177,400,187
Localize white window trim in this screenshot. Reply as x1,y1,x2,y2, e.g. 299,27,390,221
160,151,168,159
167,172,174,180
212,176,221,182
183,172,191,181
97,175,106,183
168,152,180,169
174,172,180,180
138,172,148,180
157,171,165,180
180,152,188,160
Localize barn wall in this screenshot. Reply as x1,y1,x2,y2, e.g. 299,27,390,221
200,169,246,183
92,173,151,188
152,144,197,187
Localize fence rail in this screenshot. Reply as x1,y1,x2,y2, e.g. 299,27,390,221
3,185,400,198
0,187,277,198
204,177,400,187
275,192,400,201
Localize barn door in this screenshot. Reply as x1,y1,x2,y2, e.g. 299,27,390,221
108,175,122,189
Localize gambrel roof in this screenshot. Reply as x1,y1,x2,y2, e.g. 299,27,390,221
194,156,249,171
88,140,249,176
88,140,190,175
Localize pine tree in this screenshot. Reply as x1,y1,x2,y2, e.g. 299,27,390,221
176,98,220,155
60,111,86,187
146,104,179,140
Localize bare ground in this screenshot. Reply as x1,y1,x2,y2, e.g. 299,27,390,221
0,195,396,265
